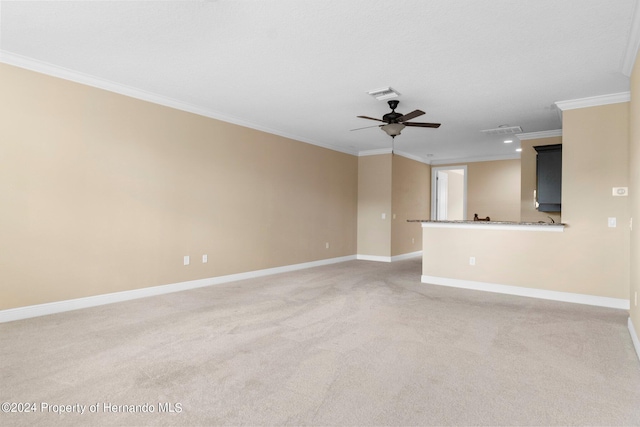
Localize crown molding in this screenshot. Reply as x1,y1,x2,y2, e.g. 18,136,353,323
0,50,359,157
430,153,520,165
356,149,434,165
622,0,640,76
358,148,393,157
358,148,520,166
516,129,562,140
393,150,433,165
555,92,631,111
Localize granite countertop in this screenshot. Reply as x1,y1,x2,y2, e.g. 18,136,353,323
407,219,566,226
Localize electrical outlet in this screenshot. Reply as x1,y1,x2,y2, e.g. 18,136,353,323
469,257,476,266
202,254,208,263
183,256,190,266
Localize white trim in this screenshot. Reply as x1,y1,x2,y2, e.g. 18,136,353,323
393,150,431,165
390,251,422,262
358,148,393,157
555,92,631,111
430,153,520,165
0,50,357,156
357,149,432,165
358,149,512,169
629,317,640,364
0,255,356,323
516,130,562,140
622,0,640,77
431,165,468,221
420,221,565,232
422,275,630,310
356,252,422,263
356,254,392,262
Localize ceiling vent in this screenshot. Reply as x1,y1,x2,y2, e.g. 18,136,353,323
367,87,400,101
480,125,523,136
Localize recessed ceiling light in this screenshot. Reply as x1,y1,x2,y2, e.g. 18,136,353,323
504,139,513,143
516,148,523,152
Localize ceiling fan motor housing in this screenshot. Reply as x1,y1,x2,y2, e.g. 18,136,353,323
382,100,403,123
383,100,402,123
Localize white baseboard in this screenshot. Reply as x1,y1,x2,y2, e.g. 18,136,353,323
0,255,357,323
422,275,630,310
391,251,423,262
357,251,422,263
357,255,391,262
629,317,640,364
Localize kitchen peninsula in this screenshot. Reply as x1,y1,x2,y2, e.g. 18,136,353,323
408,219,627,309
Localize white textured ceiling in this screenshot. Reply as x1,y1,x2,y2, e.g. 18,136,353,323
0,0,637,163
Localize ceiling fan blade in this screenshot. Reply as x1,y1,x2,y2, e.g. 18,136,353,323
396,109,425,122
404,122,441,128
357,115,385,122
350,124,382,131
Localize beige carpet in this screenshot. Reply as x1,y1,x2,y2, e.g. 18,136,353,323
1,258,639,426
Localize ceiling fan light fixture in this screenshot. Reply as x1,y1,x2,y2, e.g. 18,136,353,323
381,123,405,137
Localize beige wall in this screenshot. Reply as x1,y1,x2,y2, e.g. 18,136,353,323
357,154,392,258
0,63,358,310
467,159,520,222
437,159,521,222
391,154,430,256
630,50,640,335
423,227,585,293
423,102,630,300
520,137,562,223
562,102,630,299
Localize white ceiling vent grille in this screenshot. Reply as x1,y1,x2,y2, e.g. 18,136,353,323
480,125,523,136
367,87,400,100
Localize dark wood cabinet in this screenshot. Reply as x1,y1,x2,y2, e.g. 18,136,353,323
534,144,562,212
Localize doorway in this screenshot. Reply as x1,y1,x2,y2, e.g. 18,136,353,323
431,166,467,220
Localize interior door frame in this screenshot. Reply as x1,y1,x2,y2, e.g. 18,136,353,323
431,165,468,220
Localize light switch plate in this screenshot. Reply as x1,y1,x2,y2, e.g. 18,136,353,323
608,217,617,228
612,187,628,196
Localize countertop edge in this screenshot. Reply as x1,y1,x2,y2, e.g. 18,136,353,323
408,220,565,232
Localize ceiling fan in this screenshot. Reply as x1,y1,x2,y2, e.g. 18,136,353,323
353,100,441,138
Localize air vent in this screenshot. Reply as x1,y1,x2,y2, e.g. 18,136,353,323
367,87,400,101
480,125,523,135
